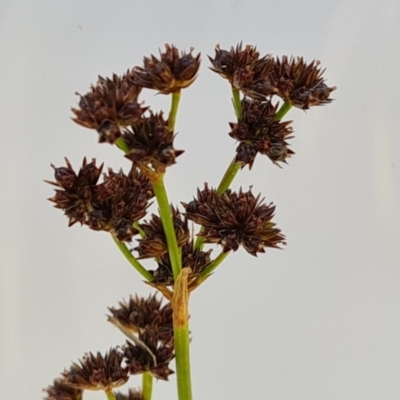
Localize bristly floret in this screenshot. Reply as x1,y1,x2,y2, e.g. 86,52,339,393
43,379,83,400
72,72,146,143
132,44,201,94
61,348,129,391
108,294,173,346
115,389,144,400
272,56,336,109
134,208,189,259
123,112,184,181
47,160,154,241
183,184,286,256
208,43,276,100
149,241,212,287
229,98,294,167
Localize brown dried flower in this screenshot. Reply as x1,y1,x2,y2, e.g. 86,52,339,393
135,208,189,259
229,98,294,167
44,379,83,400
115,389,144,400
124,335,174,380
150,241,212,286
208,43,276,99
47,158,103,226
272,56,336,109
108,294,173,345
47,160,154,241
61,349,128,391
132,44,201,94
72,73,146,143
123,112,184,181
183,184,285,256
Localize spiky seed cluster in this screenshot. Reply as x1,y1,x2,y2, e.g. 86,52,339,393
108,294,173,346
72,73,146,143
61,349,128,391
151,241,212,286
43,379,83,400
272,56,336,109
122,112,184,181
47,159,154,241
115,389,144,400
183,184,285,256
208,43,276,100
135,208,189,259
132,44,201,94
229,98,294,167
124,335,174,380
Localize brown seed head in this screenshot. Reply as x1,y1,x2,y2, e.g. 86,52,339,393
273,56,336,109
135,208,189,259
229,98,294,167
124,336,174,380
123,112,184,181
208,43,276,99
43,379,83,400
61,348,128,391
183,184,286,256
115,389,144,400
108,294,173,345
72,73,146,143
132,44,201,94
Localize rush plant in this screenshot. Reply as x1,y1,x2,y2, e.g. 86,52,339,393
44,43,336,400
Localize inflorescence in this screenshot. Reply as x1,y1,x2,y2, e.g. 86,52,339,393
44,42,335,400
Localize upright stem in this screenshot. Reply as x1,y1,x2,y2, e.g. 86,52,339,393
275,101,292,121
232,88,243,119
168,91,181,131
111,234,154,281
216,157,243,195
152,176,182,280
142,372,153,400
105,390,116,400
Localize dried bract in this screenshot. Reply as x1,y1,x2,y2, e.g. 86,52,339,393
132,44,201,94
61,349,128,391
273,56,336,109
123,112,184,181
183,185,285,256
44,379,83,400
229,98,294,167
72,73,146,143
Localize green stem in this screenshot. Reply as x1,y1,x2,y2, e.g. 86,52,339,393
197,250,230,283
232,88,243,120
142,372,153,400
133,221,146,238
152,177,182,280
105,390,116,400
168,91,181,131
217,157,243,194
115,137,130,154
275,101,292,121
175,326,192,400
111,234,154,281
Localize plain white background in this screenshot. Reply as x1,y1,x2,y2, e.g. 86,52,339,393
1,0,399,399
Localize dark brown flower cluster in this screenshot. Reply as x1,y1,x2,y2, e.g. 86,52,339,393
132,44,201,94
229,98,294,167
122,112,184,181
115,389,144,400
209,43,336,108
47,158,154,241
72,73,146,144
61,349,129,391
183,184,285,256
44,379,83,400
108,294,174,380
